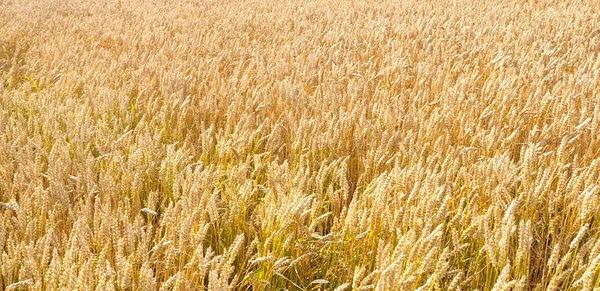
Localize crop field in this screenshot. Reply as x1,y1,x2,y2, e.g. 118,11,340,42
2,0,600,290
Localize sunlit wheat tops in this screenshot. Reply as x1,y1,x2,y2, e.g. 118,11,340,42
2,0,600,290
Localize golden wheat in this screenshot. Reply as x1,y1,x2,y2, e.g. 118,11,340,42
2,0,600,289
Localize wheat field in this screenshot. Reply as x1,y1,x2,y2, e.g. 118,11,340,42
1,0,600,290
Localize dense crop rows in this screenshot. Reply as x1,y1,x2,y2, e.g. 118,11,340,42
2,0,600,290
